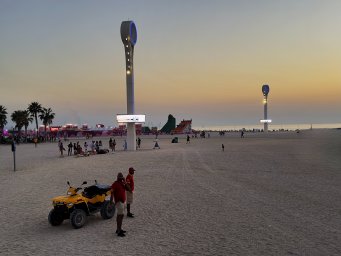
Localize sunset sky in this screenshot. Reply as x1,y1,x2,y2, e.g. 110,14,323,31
1,0,340,129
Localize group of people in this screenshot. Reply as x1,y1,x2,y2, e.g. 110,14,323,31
109,138,117,152
109,167,136,237
58,140,110,157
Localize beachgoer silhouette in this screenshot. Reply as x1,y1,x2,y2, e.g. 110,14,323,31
59,142,66,157
84,141,88,153
68,142,73,156
109,138,113,151
73,143,77,155
113,139,116,151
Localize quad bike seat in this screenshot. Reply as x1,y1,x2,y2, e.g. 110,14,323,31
83,184,111,198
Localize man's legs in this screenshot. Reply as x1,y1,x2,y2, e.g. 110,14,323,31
117,215,124,232
126,192,134,217
115,202,126,237
127,203,134,217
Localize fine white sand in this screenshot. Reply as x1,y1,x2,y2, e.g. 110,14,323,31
0,130,340,256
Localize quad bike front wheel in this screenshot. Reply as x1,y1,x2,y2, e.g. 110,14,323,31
70,209,87,229
100,200,115,219
48,209,64,226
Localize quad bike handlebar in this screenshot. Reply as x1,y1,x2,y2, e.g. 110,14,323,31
66,181,88,196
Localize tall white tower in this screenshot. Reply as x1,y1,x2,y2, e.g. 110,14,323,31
261,84,271,132
121,21,138,150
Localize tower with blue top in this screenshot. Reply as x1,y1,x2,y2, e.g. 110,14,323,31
261,84,271,132
121,21,138,150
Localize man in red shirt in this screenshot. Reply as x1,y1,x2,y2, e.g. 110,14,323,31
126,167,136,218
110,172,127,237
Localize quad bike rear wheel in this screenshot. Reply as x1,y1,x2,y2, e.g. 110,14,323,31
48,209,64,226
70,209,87,229
100,200,115,219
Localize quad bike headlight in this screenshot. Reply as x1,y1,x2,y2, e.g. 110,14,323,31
67,203,74,208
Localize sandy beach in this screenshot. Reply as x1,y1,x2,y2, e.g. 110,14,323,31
0,130,340,256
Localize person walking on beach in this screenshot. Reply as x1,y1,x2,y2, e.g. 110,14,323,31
109,172,128,237
222,144,225,151
126,167,136,218
67,142,73,156
73,143,77,155
113,139,116,152
186,135,190,144
33,137,38,147
137,137,141,149
241,131,244,138
59,142,66,157
109,138,113,151
123,139,127,151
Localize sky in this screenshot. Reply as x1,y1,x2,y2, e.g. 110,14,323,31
1,0,341,129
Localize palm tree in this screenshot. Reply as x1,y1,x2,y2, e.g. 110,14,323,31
39,107,55,140
28,102,43,138
0,105,7,129
11,110,34,142
11,110,25,135
0,105,8,140
23,110,33,142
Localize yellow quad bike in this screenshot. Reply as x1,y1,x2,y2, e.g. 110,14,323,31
48,181,115,229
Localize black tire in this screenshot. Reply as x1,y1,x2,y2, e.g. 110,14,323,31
100,200,115,219
70,209,87,229
48,209,64,226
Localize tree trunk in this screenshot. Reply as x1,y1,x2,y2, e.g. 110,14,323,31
25,126,28,143
35,114,39,138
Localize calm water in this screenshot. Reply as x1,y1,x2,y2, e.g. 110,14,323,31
193,123,341,131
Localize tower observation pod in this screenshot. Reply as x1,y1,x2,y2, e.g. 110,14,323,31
260,85,271,132
117,21,145,150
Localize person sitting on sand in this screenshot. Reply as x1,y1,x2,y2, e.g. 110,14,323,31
76,144,83,155
96,148,109,154
75,144,90,157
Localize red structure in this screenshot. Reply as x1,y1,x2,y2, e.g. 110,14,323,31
171,119,192,134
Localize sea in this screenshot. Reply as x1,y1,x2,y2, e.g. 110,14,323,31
192,123,341,131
